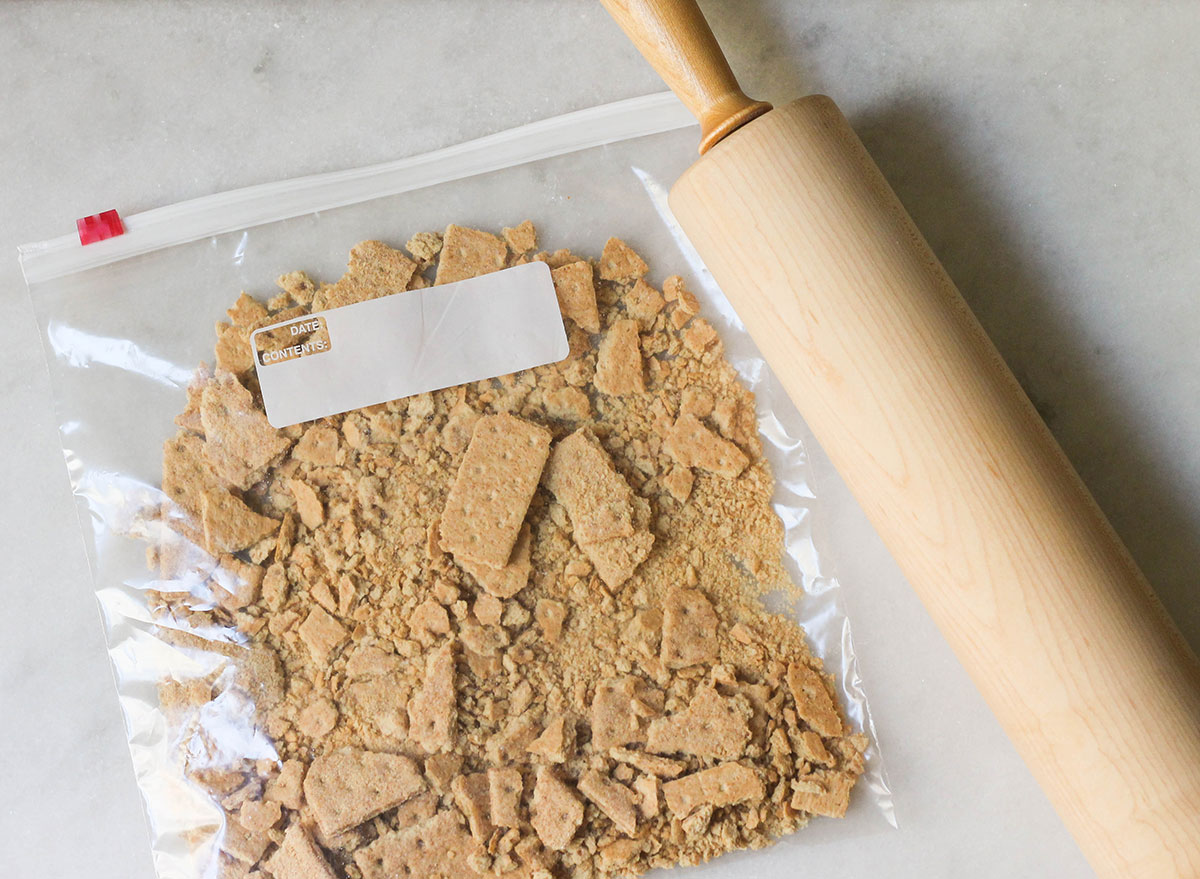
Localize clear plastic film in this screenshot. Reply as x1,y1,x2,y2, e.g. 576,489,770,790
22,93,894,879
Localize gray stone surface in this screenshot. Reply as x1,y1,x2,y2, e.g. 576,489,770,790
4,3,1199,878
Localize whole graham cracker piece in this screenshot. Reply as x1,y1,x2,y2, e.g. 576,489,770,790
440,414,551,569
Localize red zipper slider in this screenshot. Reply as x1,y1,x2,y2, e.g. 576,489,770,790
76,209,125,245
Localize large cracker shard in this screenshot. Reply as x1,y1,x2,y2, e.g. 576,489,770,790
578,769,639,836
790,769,855,818
264,823,337,879
551,260,600,334
786,662,843,737
594,318,645,396
662,763,765,818
408,643,458,753
532,767,584,852
311,240,417,311
660,587,719,669
435,224,508,286
355,810,483,879
590,675,663,751
303,748,426,836
200,370,292,489
664,413,748,479
162,432,221,518
200,488,279,554
545,429,654,590
646,685,752,760
451,771,494,843
457,523,532,599
440,414,551,569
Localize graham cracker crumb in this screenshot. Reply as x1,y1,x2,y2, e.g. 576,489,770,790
452,771,495,843
625,279,665,328
610,747,684,779
488,767,524,828
424,753,463,794
406,231,443,266
145,226,865,879
287,478,324,530
528,715,574,764
201,488,279,554
201,371,291,489
544,386,592,422
590,676,662,750
297,607,348,665
661,467,694,504
293,426,339,466
682,318,719,355
276,270,318,307
646,685,751,759
790,769,854,818
545,429,653,590
312,241,417,311
534,599,567,643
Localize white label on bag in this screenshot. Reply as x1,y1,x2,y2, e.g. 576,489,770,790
251,261,568,428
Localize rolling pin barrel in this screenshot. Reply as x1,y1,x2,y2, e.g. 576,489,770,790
670,94,1200,879
600,1,1200,876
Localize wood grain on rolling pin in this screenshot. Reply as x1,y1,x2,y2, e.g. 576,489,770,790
669,94,1200,879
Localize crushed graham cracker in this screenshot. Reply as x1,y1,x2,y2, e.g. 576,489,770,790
140,222,866,879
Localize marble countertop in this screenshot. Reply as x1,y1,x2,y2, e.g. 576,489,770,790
3,3,1199,878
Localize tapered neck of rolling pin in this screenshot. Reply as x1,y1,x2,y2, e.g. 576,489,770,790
601,0,772,154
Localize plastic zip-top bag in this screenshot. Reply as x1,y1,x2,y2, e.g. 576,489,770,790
21,93,893,879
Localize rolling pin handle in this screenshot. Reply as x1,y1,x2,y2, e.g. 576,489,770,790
600,0,772,153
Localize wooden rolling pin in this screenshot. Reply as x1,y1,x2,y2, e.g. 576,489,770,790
600,1,1200,876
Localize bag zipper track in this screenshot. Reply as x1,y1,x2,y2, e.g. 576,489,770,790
19,92,693,285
